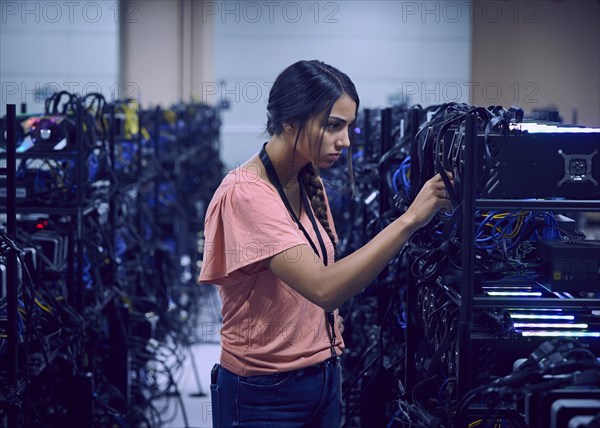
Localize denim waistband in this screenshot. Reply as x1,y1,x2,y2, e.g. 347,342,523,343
211,355,342,427
219,356,339,382
307,356,339,370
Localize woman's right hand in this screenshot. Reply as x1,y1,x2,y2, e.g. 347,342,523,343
403,172,453,229
265,171,454,312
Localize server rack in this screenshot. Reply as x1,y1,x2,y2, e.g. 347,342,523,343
1,96,224,426
455,113,600,425
0,100,98,427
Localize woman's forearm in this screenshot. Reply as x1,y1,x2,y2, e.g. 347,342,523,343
317,214,418,310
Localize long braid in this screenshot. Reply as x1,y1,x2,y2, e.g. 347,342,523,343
299,164,337,256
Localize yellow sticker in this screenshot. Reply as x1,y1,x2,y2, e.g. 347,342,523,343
553,271,561,280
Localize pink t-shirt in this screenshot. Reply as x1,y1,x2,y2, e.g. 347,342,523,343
199,166,345,376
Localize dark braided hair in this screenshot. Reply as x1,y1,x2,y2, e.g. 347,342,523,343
298,163,337,253
266,60,360,254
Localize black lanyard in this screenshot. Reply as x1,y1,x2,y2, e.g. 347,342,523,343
259,143,338,359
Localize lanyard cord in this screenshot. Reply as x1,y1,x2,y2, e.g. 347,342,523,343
259,143,338,359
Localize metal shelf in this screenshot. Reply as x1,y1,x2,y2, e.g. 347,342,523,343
0,204,96,216
0,150,79,160
456,113,600,423
473,297,600,310
475,199,600,211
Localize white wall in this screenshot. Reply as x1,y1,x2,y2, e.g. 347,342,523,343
119,0,214,108
208,1,472,169
0,0,474,170
0,0,119,116
471,0,600,128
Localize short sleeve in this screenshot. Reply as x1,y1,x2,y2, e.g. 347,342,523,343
199,174,306,285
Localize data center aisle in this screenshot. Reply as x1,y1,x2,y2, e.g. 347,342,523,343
155,217,600,428
151,341,220,428
149,284,222,428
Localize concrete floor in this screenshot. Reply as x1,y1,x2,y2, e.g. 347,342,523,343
151,216,600,428
151,341,221,428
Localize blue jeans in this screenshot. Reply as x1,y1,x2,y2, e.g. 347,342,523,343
210,357,342,427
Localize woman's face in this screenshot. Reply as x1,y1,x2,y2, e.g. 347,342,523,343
298,93,357,168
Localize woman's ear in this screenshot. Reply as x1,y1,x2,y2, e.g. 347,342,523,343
283,122,295,134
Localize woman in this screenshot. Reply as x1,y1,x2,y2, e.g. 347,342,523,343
200,60,451,427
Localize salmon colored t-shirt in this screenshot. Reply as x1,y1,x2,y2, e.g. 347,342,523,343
199,166,344,376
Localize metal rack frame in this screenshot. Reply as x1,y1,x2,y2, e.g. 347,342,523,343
1,101,96,427
455,113,600,425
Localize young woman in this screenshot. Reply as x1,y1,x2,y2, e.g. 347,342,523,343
200,60,452,427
